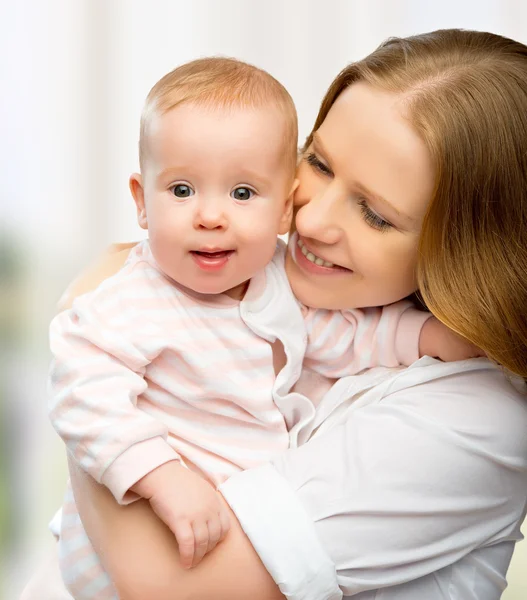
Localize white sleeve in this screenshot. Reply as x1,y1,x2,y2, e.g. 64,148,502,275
220,361,527,598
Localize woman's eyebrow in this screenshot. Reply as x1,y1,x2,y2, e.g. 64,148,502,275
355,182,416,224
312,132,333,164
312,132,416,225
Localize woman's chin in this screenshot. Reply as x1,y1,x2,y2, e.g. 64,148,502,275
284,244,351,309
286,259,346,309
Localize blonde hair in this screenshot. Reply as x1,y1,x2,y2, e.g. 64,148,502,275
305,29,527,379
139,57,298,175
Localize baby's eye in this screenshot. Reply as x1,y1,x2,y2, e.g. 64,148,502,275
231,187,254,201
171,184,194,198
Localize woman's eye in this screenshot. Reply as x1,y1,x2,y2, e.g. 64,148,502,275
171,184,194,198
231,187,254,201
358,199,393,232
305,152,332,176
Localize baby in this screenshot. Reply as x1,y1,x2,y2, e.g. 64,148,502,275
48,57,478,599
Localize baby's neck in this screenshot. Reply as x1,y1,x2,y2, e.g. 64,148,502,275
223,280,250,301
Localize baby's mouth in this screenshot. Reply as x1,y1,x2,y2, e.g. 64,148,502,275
191,250,234,259
190,249,235,271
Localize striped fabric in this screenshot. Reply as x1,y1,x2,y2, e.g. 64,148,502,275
49,240,428,599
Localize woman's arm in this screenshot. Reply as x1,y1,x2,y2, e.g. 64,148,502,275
68,457,284,600
70,360,527,600
71,359,527,600
221,359,527,597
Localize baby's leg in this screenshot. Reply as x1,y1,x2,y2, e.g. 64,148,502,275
20,544,73,600
59,484,117,599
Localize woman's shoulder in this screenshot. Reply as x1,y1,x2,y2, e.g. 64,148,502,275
317,357,527,458
58,242,139,311
383,358,527,456
412,358,525,411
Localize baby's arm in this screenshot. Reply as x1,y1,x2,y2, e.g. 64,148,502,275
50,294,229,566
303,303,484,378
49,298,178,504
302,300,432,377
419,316,485,361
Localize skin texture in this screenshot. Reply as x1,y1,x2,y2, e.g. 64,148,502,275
286,82,434,310
130,460,232,570
132,102,295,300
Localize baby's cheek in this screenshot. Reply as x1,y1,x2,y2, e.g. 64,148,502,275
243,230,280,265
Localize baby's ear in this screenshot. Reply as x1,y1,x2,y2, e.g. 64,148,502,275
129,173,148,229
278,179,299,235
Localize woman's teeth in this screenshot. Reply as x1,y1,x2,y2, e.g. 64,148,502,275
297,239,334,267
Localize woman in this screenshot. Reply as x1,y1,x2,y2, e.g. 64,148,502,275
24,29,527,599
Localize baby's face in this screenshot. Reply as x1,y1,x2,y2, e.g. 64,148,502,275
133,102,294,299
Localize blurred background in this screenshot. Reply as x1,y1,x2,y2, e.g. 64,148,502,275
1,0,526,598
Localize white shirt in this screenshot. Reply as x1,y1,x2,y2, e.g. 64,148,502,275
49,240,426,503
220,357,527,600
47,239,429,600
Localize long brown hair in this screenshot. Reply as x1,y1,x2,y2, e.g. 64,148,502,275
305,29,527,379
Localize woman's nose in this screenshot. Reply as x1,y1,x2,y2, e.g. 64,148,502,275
295,183,344,245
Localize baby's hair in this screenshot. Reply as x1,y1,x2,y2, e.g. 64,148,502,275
139,57,298,175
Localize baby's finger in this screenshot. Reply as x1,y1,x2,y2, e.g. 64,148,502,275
175,521,195,570
218,507,231,541
192,521,210,567
206,517,222,554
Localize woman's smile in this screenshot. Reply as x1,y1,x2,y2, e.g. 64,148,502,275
290,232,352,275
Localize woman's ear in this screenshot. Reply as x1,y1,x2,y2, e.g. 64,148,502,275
278,178,299,235
129,174,148,229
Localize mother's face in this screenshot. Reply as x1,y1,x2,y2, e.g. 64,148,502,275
285,82,435,310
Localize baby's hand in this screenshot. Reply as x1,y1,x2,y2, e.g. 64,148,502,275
419,316,485,362
131,461,230,568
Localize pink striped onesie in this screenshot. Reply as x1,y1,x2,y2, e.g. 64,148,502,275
48,239,430,599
